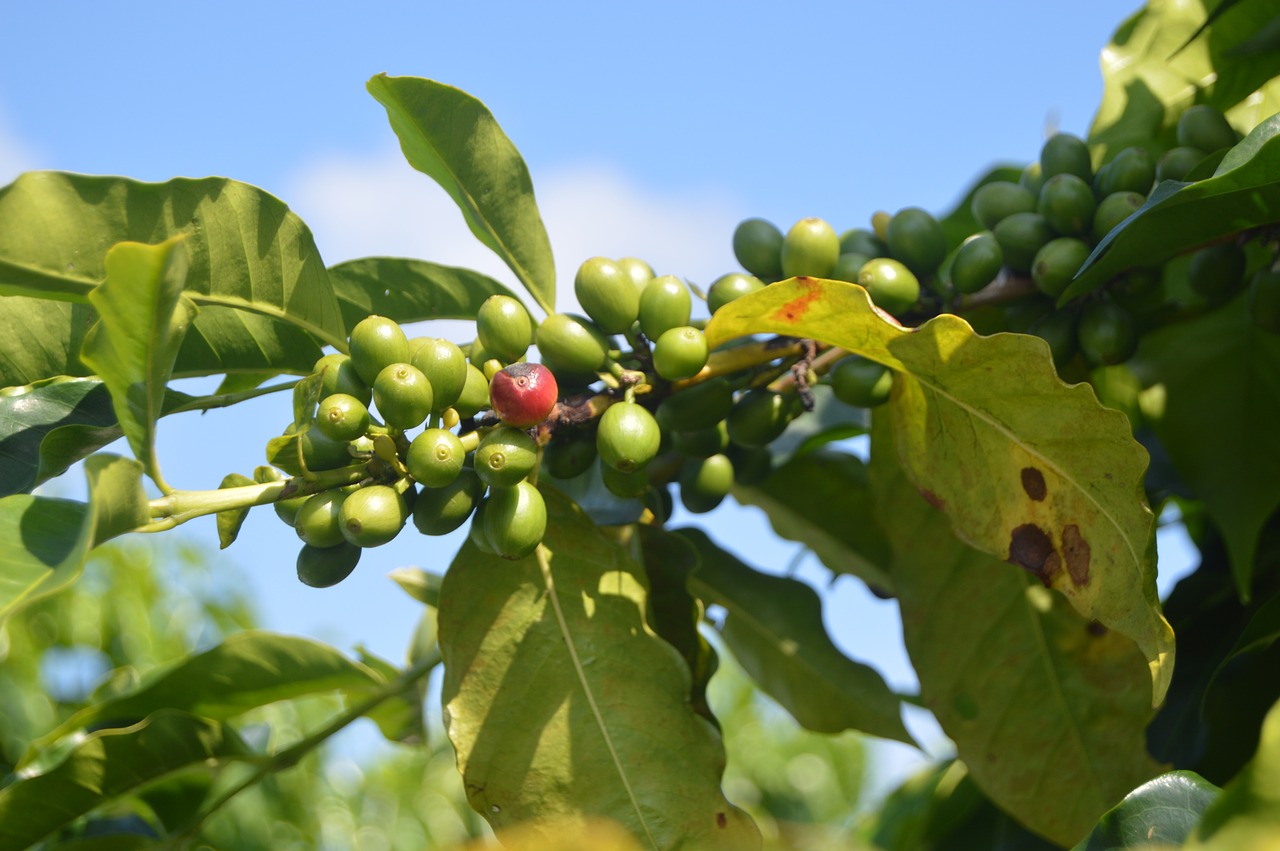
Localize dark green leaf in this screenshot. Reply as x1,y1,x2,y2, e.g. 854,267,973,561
1071,770,1220,850
677,527,912,744
354,646,429,745
366,75,556,314
0,710,251,851
870,416,1162,847
1186,698,1280,847
938,165,1025,250
438,485,761,849
0,296,95,389
328,256,517,332
731,449,892,593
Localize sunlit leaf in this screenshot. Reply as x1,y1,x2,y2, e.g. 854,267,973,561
1071,770,1220,850
366,75,556,314
355,646,429,745
731,449,893,593
0,454,146,622
870,415,1163,847
705,277,1173,704
438,486,760,850
1186,697,1280,848
389,566,444,606
328,256,517,332
677,527,912,744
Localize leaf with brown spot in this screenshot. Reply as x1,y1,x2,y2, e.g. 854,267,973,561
869,416,1163,847
705,278,1174,705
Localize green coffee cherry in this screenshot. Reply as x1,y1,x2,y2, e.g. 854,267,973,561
832,253,871,283
871,211,892,241
886,207,946,276
1038,174,1096,237
474,426,539,488
781,217,840,278
1188,243,1248,303
413,468,485,536
1248,269,1280,334
726,389,797,447
315,393,370,443
536,313,611,375
652,326,709,381
476,295,534,363
1040,133,1093,182
372,363,433,430
950,234,1003,295
971,181,1038,231
349,315,410,386
339,485,408,548
729,444,773,486
679,454,735,514
830,356,893,408
1032,238,1091,298
575,256,639,334
1092,192,1145,243
617,257,656,294
467,498,498,555
655,377,733,432
275,491,311,527
733,218,785,279
314,353,372,406
644,485,675,524
858,258,920,315
1030,309,1079,369
300,428,353,472
453,364,490,419
484,481,547,560
410,338,468,411
993,212,1054,272
597,401,661,472
1157,147,1207,182
1095,147,1154,197
601,463,649,499
295,491,348,548
296,542,361,589
1077,300,1138,366
707,273,765,314
639,275,693,340
1020,161,1045,197
1177,105,1237,153
541,431,598,479
839,228,888,258
671,421,730,458
407,428,466,488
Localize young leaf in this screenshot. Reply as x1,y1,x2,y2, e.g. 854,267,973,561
730,449,893,594
676,526,913,744
1185,698,1280,847
366,75,557,314
1134,295,1280,601
870,416,1163,847
705,277,1174,705
354,646,430,745
215,472,255,548
437,485,761,850
0,710,251,851
388,566,444,606
0,453,147,622
329,256,518,332
1071,771,1220,850
80,238,195,490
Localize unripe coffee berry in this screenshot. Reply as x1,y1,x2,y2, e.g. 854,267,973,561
639,275,693,340
407,428,466,488
474,426,539,489
476,295,534,363
576,256,639,334
597,401,661,473
349,315,410,386
339,485,409,548
489,362,559,428
652,326,709,381
484,481,547,560
315,393,371,442
373,363,434,430
410,337,469,411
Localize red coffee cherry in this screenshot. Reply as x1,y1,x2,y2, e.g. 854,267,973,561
489,362,559,428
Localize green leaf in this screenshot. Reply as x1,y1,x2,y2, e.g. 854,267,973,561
437,485,760,850
705,278,1174,704
388,566,443,606
1071,771,1220,850
0,710,250,851
1063,116,1280,303
79,238,195,489
0,453,147,622
677,526,912,744
328,256,518,332
366,75,556,314
1133,295,1280,602
731,449,893,594
0,377,120,496
1186,697,1280,848
215,472,254,549
0,171,345,384
869,415,1163,847
354,646,430,745
1088,0,1280,161
22,631,386,763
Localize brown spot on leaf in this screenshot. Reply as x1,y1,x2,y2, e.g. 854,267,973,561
770,276,821,323
716,812,727,828
1020,467,1047,501
1062,524,1091,586
920,488,945,509
1086,621,1107,637
1009,524,1060,586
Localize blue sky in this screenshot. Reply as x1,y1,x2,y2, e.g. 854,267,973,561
0,0,1194,809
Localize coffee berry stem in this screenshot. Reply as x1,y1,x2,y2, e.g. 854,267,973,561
672,339,806,390
143,465,368,532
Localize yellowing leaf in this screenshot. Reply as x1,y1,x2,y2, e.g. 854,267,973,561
705,277,1174,705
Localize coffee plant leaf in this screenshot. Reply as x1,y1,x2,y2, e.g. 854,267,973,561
0,453,146,622
705,277,1173,704
870,415,1164,846
1070,770,1220,850
1185,697,1280,848
731,448,893,593
214,472,254,549
367,75,556,314
438,485,761,850
329,256,518,332
355,645,430,745
677,526,913,744
1133,295,1280,601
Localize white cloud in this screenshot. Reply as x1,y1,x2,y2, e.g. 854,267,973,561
0,111,38,187
284,147,746,317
